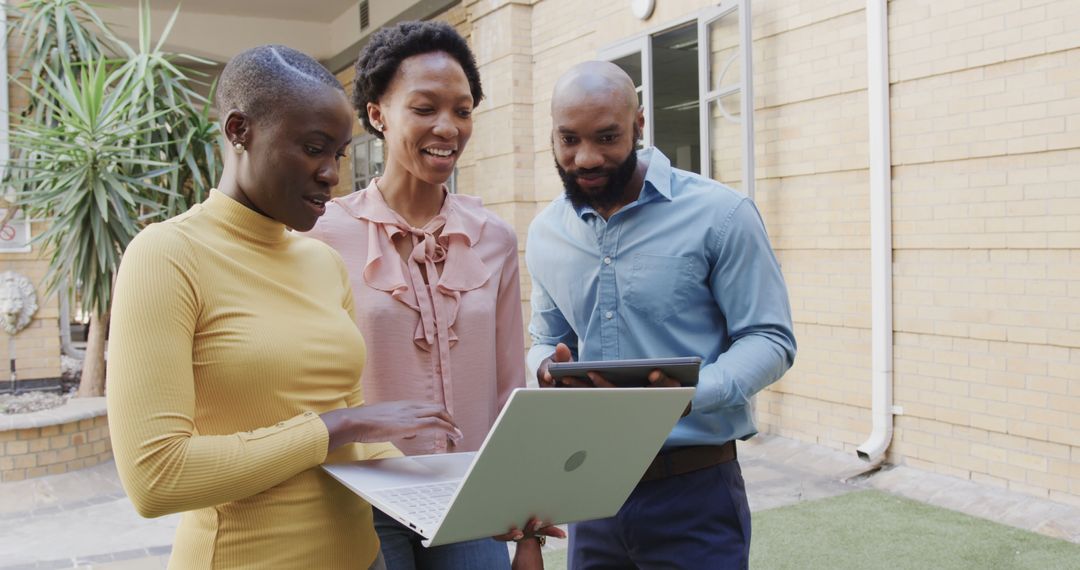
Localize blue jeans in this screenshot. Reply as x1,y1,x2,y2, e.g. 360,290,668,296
373,508,511,570
568,459,751,570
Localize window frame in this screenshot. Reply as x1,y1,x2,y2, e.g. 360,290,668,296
598,0,755,198
350,133,383,192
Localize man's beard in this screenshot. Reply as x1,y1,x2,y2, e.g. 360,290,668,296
555,142,639,213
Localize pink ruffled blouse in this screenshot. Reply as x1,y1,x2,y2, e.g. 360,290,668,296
304,181,526,455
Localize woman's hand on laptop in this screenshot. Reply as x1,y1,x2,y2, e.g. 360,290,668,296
511,535,545,570
503,517,566,569
321,401,461,453
494,516,567,570
494,516,567,542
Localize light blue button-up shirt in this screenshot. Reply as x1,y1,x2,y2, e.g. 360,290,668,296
525,148,796,447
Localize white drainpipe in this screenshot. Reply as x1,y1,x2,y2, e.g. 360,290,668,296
856,0,895,462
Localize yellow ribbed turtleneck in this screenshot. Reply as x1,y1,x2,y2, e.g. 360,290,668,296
107,190,397,569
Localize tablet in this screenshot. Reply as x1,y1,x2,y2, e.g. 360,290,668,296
547,357,702,387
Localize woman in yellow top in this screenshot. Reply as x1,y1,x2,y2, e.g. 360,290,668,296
106,45,460,570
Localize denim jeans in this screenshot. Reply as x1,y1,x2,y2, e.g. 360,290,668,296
373,508,511,570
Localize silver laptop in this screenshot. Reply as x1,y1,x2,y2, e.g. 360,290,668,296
322,387,694,547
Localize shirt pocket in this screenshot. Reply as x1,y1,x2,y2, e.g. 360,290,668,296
623,253,694,322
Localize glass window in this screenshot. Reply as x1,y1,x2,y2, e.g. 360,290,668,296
601,1,754,196
701,5,751,193
611,53,646,150
351,135,384,191
651,23,700,173
709,91,742,188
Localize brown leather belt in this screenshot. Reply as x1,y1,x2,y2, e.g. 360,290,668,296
640,441,737,482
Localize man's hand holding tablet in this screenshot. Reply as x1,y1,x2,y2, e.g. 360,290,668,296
538,343,700,388
548,357,700,388
537,344,697,416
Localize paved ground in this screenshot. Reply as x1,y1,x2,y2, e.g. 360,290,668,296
2,434,1078,569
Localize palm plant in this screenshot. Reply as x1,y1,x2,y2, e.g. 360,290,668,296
5,0,222,396
7,0,122,119
111,3,220,215
2,0,120,228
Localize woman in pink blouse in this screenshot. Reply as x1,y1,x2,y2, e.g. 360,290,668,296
305,21,556,570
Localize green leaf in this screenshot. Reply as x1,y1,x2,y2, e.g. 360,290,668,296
155,1,182,53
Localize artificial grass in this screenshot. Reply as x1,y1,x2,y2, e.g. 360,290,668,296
542,548,568,570
751,490,1080,569
540,490,1080,569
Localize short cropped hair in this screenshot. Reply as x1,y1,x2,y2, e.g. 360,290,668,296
353,20,484,139
216,44,344,125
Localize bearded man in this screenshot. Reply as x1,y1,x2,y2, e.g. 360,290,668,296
525,61,797,570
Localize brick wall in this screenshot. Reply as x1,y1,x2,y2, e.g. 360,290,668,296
446,0,1080,505
0,30,65,388
885,0,1080,505
0,249,63,384
750,0,873,456
0,415,111,482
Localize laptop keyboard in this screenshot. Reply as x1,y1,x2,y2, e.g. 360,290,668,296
372,481,459,527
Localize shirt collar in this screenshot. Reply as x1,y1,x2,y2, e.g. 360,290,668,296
641,147,673,201
335,178,485,246
203,189,288,244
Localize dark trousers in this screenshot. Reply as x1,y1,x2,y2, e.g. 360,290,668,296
568,459,751,570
